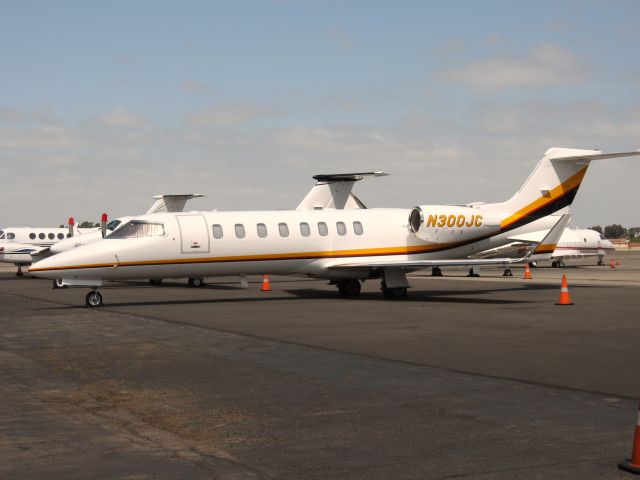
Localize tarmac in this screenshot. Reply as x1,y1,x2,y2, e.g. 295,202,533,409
1,251,639,479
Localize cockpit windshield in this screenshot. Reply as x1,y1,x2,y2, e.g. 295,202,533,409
106,219,122,232
0,231,4,239
107,221,165,239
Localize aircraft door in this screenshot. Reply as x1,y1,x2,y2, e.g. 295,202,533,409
176,214,210,254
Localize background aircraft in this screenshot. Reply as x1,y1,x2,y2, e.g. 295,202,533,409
29,147,639,306
476,225,615,268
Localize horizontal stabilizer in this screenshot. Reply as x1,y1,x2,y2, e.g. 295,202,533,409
297,172,389,210
549,150,640,162
312,171,389,182
146,194,206,214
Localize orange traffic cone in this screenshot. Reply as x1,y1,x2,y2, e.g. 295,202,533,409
523,263,532,279
260,274,272,292
619,403,640,474
610,260,616,269
555,274,574,305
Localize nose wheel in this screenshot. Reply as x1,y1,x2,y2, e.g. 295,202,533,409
188,277,205,288
85,290,103,307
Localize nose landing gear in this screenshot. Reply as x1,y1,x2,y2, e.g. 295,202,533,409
85,289,103,307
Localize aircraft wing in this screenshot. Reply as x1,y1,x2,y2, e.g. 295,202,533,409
0,243,49,255
329,214,570,271
297,171,389,210
146,194,206,214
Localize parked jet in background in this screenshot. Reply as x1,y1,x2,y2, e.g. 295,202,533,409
549,228,614,267
29,148,639,306
477,226,615,267
0,223,96,275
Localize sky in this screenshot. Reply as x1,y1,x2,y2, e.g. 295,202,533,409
1,0,639,228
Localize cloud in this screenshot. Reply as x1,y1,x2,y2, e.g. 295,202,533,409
0,125,78,148
0,106,27,123
88,108,148,128
437,43,590,90
180,80,215,96
327,26,354,51
184,104,286,127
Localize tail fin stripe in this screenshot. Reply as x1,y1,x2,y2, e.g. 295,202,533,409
501,166,587,229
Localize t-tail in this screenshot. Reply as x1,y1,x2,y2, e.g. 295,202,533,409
481,148,640,233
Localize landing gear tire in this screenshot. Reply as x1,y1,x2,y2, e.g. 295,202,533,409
149,279,163,286
382,287,408,299
52,278,65,289
188,277,204,288
431,267,443,277
85,290,103,307
337,279,361,297
503,269,513,277
467,268,480,277
597,260,604,266
551,261,559,268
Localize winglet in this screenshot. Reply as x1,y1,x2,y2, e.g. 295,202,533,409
523,214,571,260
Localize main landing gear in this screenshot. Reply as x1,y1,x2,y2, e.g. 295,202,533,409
85,289,103,307
502,268,513,277
336,279,361,297
381,282,408,299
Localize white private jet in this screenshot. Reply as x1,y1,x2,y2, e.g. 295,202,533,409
477,226,615,268
549,228,615,267
0,194,204,277
29,148,639,306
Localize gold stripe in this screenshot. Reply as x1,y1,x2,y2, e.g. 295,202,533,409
29,242,458,272
501,167,587,229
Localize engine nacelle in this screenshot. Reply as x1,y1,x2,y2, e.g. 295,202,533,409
408,205,502,242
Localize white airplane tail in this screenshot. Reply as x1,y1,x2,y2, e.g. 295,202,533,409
481,148,639,232
146,194,206,214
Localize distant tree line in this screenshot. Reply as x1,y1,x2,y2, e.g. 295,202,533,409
589,224,640,240
58,221,100,228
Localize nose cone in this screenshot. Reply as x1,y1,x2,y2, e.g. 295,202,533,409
50,230,102,255
29,242,113,280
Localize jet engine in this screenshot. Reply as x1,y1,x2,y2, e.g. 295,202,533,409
408,205,502,241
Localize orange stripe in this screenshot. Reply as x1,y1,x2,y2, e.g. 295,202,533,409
29,242,460,272
533,243,557,254
501,167,588,229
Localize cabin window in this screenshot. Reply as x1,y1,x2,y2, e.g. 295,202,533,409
300,222,310,237
212,225,223,239
38,233,45,240
235,224,246,239
336,222,347,236
108,221,165,239
353,221,363,235
7,232,15,240
29,233,36,240
278,223,289,237
48,233,55,240
318,222,328,236
57,233,65,240
257,223,268,238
